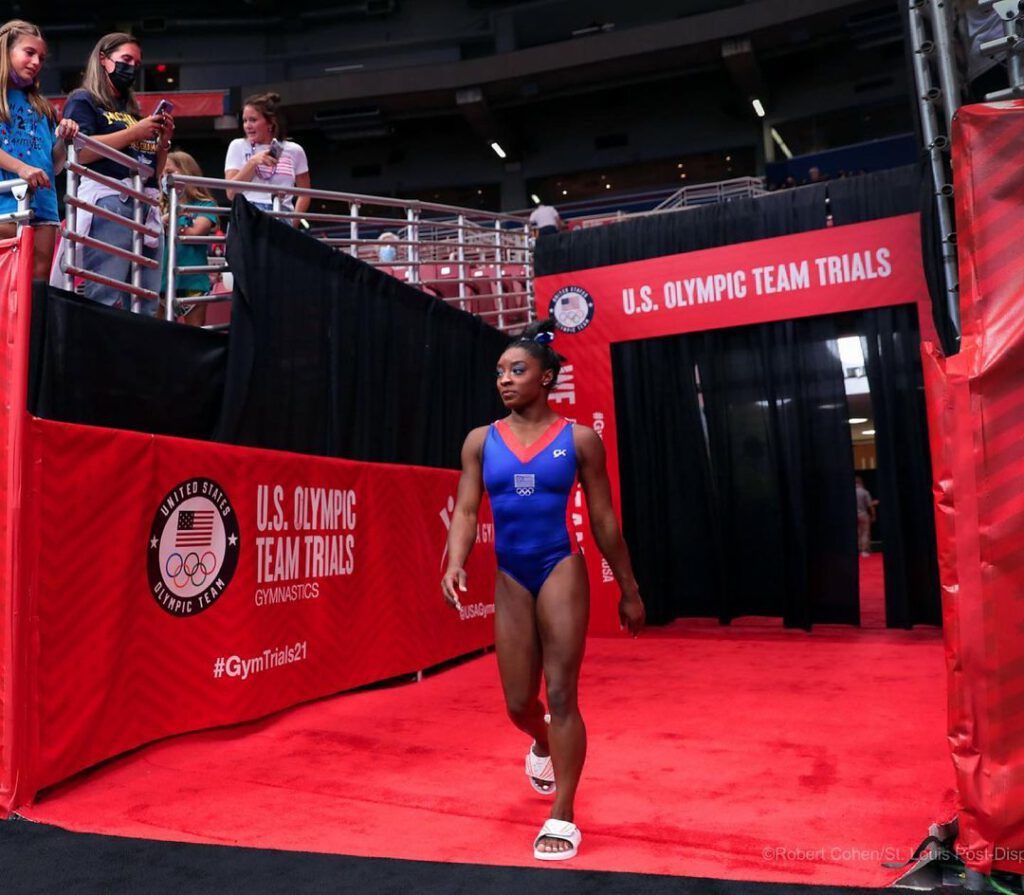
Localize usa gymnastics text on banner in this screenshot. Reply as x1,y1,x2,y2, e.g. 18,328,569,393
533,213,930,633
4,418,495,812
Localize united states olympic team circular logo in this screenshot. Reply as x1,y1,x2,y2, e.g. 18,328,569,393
147,478,240,617
549,285,595,334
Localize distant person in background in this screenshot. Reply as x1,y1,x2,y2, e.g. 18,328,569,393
855,475,877,558
377,231,398,264
0,19,79,280
161,149,217,327
529,202,564,238
224,92,310,222
807,166,827,184
63,32,172,314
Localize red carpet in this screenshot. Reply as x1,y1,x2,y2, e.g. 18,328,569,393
23,622,952,887
859,553,886,628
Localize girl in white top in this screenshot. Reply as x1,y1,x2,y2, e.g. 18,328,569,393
224,92,309,218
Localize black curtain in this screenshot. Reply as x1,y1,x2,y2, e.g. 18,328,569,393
856,304,941,627
827,164,918,226
614,317,857,629
29,283,227,440
217,198,504,467
535,184,829,276
695,317,858,627
611,336,725,625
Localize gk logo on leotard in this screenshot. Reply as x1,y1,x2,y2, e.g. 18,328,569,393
514,474,535,497
553,449,567,458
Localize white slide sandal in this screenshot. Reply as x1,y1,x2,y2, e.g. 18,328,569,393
525,746,556,795
533,818,581,861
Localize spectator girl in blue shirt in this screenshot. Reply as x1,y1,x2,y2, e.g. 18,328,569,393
0,20,79,279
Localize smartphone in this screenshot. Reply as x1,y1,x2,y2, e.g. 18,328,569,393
268,138,283,159
153,99,175,117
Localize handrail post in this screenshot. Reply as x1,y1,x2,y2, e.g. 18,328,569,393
63,142,78,291
493,220,505,331
165,178,179,321
406,207,420,285
457,214,466,309
349,202,360,258
11,182,29,235
523,220,535,323
131,171,145,310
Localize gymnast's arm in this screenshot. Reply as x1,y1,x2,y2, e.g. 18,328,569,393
441,427,487,603
575,425,645,635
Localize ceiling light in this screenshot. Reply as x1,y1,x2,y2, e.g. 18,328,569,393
770,127,793,159
490,142,507,159
848,417,868,424
861,429,876,435
530,193,541,205
752,98,766,118
561,189,567,196
605,183,611,189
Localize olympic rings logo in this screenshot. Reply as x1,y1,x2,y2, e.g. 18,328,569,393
165,551,217,589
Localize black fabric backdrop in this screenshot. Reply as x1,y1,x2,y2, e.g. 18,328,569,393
29,282,228,441
28,200,506,470
535,183,829,274
216,198,505,466
613,317,858,629
543,166,941,628
856,304,942,628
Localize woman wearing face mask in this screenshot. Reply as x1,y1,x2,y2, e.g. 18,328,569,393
61,32,172,314
224,92,309,222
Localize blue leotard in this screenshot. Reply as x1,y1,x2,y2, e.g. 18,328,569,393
482,417,579,597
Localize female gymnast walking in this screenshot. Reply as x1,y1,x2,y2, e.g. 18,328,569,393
441,318,645,861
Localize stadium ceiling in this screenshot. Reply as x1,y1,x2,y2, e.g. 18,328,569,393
246,0,900,138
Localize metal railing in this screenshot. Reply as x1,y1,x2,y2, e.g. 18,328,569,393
654,176,768,211
979,0,1024,100
165,175,534,333
60,132,162,305
0,179,33,229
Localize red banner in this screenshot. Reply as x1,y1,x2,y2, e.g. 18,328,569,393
51,92,228,119
533,214,929,633
3,417,494,813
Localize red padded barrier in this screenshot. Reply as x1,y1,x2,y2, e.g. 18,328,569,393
928,100,1024,874
0,229,33,815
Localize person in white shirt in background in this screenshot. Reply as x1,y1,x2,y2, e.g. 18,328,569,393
224,92,310,223
529,202,564,238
